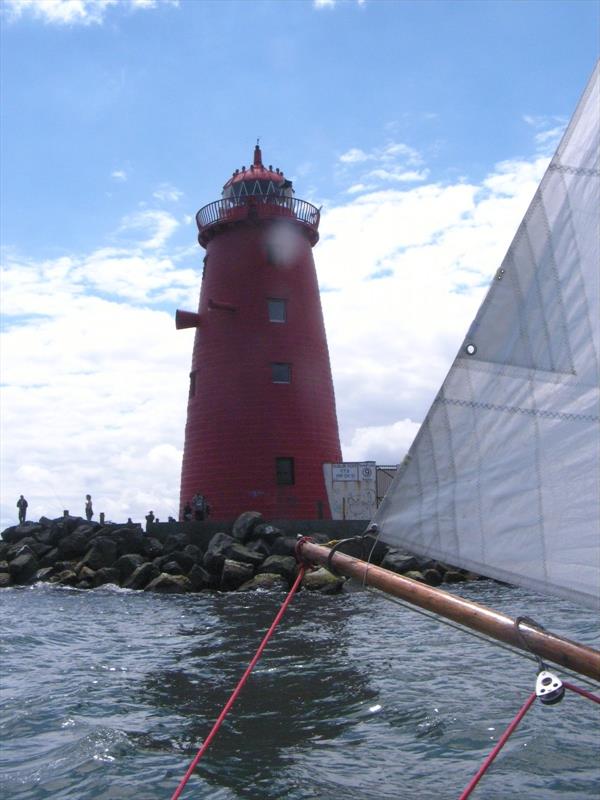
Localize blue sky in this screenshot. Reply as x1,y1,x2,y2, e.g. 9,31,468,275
1,0,598,527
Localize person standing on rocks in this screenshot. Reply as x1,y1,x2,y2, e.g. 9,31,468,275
85,494,94,521
192,493,210,521
16,495,28,524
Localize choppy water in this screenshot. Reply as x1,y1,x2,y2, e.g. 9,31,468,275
1,580,598,800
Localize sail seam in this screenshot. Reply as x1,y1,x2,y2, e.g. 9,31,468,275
548,164,600,178
436,396,599,423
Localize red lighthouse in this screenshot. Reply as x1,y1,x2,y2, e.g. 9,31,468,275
176,144,342,521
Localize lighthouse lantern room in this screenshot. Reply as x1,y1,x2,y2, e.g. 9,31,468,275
176,144,342,520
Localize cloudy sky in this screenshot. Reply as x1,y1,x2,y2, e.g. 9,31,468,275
0,0,598,528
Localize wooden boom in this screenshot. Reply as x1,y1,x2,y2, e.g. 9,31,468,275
298,540,600,682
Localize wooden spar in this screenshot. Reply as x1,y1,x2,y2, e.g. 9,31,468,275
298,540,600,682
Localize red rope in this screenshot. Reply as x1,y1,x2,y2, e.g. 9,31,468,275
170,564,306,800
564,681,600,704
459,679,600,798
458,692,537,800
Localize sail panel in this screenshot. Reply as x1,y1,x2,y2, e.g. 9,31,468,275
374,62,600,610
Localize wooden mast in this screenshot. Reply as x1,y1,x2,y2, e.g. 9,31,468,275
298,540,600,682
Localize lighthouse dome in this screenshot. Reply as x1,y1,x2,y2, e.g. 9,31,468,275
222,144,294,200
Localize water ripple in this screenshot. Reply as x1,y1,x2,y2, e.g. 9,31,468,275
0,582,598,799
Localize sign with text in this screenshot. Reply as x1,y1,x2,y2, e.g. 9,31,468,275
332,464,358,481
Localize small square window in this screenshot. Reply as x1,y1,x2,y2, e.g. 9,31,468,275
276,457,295,485
268,298,287,323
271,363,291,383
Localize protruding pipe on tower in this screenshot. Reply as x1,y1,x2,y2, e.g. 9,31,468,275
175,310,201,330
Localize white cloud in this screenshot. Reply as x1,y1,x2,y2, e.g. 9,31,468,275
313,0,365,7
338,138,428,192
346,182,372,194
343,420,421,463
533,125,566,153
3,0,179,26
152,183,184,202
117,209,180,250
366,167,429,183
523,113,568,155
340,148,370,164
111,169,128,182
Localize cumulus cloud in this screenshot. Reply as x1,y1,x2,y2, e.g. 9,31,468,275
343,420,421,463
338,138,428,193
313,0,365,7
3,0,179,26
111,169,128,182
340,148,370,164
366,167,429,183
523,113,568,155
152,183,184,203
117,209,180,250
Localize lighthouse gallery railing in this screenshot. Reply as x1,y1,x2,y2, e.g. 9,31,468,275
196,195,320,233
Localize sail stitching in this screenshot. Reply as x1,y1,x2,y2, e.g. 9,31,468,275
529,378,550,585
548,164,600,178
436,396,599,423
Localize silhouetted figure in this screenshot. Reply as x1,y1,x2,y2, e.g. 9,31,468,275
192,493,208,521
182,502,193,521
17,495,28,524
85,494,94,521
145,511,155,529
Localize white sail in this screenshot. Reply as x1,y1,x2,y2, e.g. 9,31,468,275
373,62,600,611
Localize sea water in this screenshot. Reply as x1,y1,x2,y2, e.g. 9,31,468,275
1,580,598,800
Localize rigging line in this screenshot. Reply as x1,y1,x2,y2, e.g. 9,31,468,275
364,585,600,691
458,691,537,800
169,564,306,800
459,682,599,799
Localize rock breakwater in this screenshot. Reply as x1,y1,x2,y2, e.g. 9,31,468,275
0,510,480,594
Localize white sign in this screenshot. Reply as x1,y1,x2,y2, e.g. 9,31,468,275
332,464,358,481
360,464,375,481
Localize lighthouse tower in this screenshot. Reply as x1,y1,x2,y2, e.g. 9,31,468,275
176,144,342,521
